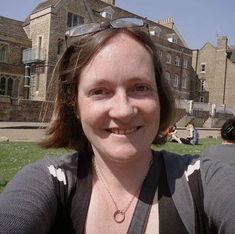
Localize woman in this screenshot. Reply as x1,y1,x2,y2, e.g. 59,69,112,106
0,18,235,233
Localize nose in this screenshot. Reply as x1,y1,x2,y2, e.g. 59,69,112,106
109,91,137,122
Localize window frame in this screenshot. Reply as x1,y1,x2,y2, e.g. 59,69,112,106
67,12,84,28
0,44,8,63
200,63,206,73
166,53,172,64
173,74,179,88
174,55,180,66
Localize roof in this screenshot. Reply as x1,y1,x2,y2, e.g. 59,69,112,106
32,0,60,13
0,16,29,40
24,0,175,33
23,0,60,26
22,0,183,47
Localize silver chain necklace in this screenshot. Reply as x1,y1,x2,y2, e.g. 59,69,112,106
93,157,152,224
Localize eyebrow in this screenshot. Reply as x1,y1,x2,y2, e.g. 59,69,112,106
89,76,154,86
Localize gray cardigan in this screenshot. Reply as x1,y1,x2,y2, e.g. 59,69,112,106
0,150,235,233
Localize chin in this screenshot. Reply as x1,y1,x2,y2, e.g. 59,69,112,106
106,146,147,162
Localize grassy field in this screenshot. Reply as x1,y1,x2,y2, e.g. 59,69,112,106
0,138,221,192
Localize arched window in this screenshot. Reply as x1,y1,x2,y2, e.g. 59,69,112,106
0,77,6,95
7,78,13,96
0,45,7,62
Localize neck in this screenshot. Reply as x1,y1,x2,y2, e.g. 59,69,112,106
93,151,152,194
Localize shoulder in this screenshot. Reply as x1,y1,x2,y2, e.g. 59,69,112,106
155,150,200,185
201,144,235,166
0,152,79,233
159,150,199,173
39,152,79,189
3,152,79,194
156,150,200,233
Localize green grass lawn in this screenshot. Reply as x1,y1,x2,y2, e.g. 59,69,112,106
154,137,221,155
0,138,221,192
0,142,73,192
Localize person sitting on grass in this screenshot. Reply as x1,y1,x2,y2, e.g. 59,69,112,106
180,123,199,145
167,124,182,144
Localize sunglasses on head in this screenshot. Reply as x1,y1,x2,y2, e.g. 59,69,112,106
65,17,149,46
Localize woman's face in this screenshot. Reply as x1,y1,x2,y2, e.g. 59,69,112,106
77,33,160,162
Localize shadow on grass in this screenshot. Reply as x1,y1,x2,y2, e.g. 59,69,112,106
0,181,9,192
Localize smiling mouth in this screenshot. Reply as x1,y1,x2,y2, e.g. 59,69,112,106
106,127,141,135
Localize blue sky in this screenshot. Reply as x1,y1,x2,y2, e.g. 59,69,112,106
0,0,234,49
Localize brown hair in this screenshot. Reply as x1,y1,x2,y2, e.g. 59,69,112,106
41,27,175,153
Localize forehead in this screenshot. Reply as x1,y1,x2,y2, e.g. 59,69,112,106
80,33,155,82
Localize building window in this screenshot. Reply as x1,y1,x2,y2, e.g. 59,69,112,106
200,80,205,91
0,75,20,97
7,78,13,96
57,38,64,55
200,63,206,73
165,72,171,83
100,6,114,20
174,56,180,66
100,11,112,19
173,74,179,87
166,53,172,64
183,59,188,68
168,34,177,43
149,26,161,37
181,77,187,89
0,45,7,62
67,12,84,27
0,77,6,95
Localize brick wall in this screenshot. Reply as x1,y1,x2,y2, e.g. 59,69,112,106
0,98,53,122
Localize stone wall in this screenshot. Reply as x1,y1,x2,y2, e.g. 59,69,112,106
0,97,53,122
192,36,235,109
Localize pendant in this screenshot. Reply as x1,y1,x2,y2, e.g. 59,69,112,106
113,210,125,223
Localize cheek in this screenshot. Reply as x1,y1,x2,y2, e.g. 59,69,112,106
147,99,160,132
146,97,160,118
77,99,106,129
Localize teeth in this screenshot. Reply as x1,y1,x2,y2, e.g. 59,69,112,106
109,127,138,135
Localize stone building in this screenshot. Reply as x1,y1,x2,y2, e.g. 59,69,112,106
0,16,31,98
192,36,235,109
0,0,196,121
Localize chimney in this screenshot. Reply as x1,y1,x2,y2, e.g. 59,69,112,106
217,35,228,50
157,17,174,29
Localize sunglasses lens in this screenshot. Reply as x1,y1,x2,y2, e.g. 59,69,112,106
111,18,144,28
66,23,100,37
65,18,146,41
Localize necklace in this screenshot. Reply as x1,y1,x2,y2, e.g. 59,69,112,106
93,157,152,224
